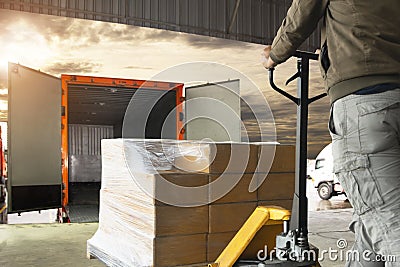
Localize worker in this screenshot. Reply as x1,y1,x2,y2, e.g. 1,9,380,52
262,0,400,266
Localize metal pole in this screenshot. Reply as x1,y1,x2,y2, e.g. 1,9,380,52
297,57,309,237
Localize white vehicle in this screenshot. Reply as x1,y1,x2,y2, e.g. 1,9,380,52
310,143,345,200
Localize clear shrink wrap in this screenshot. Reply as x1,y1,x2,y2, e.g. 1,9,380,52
87,138,285,267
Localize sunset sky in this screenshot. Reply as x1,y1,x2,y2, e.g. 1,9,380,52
0,9,331,157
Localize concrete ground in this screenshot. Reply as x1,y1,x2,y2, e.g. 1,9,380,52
309,209,354,267
0,222,104,267
308,179,354,267
0,180,355,267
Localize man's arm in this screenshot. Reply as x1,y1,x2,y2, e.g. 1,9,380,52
264,0,328,68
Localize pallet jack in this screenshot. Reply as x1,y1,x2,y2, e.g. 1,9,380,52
209,51,327,267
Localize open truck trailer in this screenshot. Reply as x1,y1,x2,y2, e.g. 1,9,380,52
7,63,184,221
5,63,241,222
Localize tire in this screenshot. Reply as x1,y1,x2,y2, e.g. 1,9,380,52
318,182,333,200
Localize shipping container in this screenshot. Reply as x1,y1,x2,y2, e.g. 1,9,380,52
7,63,184,214
6,63,242,220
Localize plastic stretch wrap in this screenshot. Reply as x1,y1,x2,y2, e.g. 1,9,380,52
87,139,215,267
88,139,154,267
87,138,284,267
122,139,212,175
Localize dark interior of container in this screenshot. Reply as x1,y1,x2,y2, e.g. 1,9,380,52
67,84,177,221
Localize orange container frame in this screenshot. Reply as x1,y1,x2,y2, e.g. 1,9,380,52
60,74,184,207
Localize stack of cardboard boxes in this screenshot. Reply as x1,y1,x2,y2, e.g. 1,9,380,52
87,139,295,267
205,143,295,262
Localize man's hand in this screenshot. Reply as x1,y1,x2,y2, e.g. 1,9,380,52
262,45,277,69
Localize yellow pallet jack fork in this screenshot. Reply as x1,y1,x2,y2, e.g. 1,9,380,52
208,206,290,267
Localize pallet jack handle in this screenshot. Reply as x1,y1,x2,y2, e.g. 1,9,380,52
268,51,327,105
267,50,327,262
208,51,326,267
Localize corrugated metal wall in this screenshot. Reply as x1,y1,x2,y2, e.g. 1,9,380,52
68,124,113,156
68,124,113,182
0,0,321,50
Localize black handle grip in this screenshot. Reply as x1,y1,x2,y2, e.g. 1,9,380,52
267,51,326,105
268,68,299,105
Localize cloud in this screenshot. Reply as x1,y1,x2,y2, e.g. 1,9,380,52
124,65,154,70
250,92,331,157
44,20,103,47
97,23,143,42
0,80,6,90
182,34,253,49
0,9,252,53
44,61,102,75
37,14,162,47
0,10,137,48
0,9,29,27
143,29,179,42
0,10,71,42
0,70,7,89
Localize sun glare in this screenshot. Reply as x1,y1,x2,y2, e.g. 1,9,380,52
0,20,54,71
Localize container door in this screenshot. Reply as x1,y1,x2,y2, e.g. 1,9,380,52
185,79,241,142
7,63,62,213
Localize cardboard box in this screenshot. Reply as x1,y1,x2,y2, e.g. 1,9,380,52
257,173,295,201
209,202,257,233
154,234,207,267
257,199,293,211
207,224,283,262
209,173,258,204
155,205,209,236
260,145,295,173
155,172,209,206
208,144,295,174
173,143,295,174
209,143,259,173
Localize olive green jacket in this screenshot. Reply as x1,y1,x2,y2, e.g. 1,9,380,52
269,0,400,103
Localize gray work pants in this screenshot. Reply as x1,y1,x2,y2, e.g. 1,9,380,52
329,88,400,267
